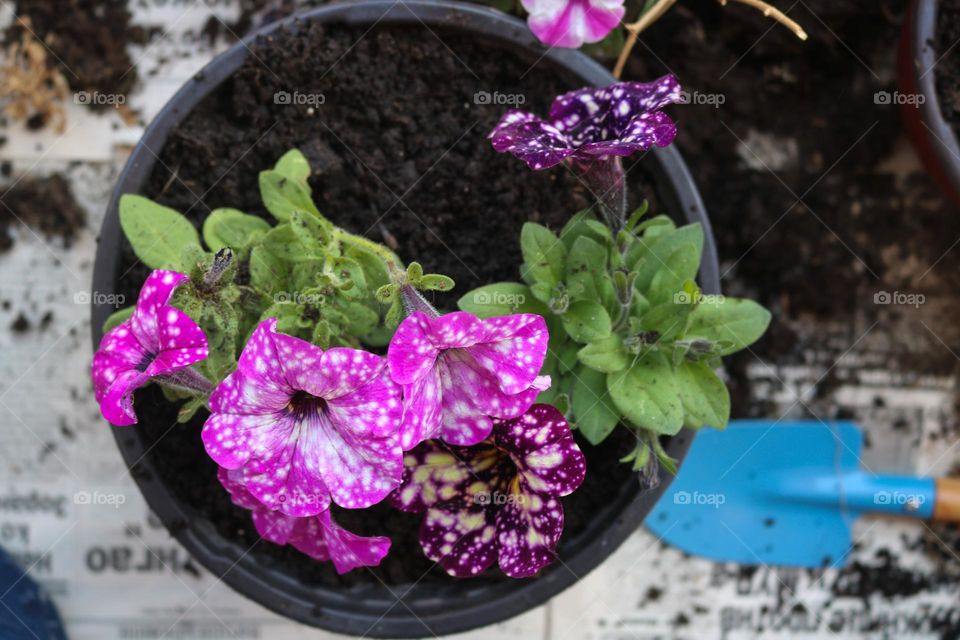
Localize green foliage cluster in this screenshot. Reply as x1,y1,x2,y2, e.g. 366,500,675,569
458,206,771,468
106,149,429,419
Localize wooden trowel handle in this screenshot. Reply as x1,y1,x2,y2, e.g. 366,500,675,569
933,478,960,522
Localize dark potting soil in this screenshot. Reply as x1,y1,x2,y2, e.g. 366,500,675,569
6,0,146,111
936,0,960,133
117,23,664,585
0,173,86,253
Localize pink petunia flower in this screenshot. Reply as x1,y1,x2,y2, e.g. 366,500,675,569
522,0,625,49
390,404,586,578
91,269,209,426
218,467,390,574
202,318,403,517
387,310,550,450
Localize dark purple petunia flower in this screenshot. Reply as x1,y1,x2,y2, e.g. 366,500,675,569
390,404,586,578
218,467,390,574
489,75,682,171
91,270,209,426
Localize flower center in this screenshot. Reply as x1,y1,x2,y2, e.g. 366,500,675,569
286,390,328,419
135,352,155,372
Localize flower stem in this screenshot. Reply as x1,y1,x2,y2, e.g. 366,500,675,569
399,284,440,318
157,367,213,395
572,157,627,232
337,229,403,267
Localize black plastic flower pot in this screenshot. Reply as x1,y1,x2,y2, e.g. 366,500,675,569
90,1,721,637
899,0,960,207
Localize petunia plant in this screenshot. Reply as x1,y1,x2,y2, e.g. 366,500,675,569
91,76,769,580
462,76,771,479
91,148,588,578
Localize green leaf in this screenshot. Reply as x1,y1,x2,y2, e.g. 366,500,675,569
638,297,695,342
102,306,134,333
572,366,620,445
342,302,379,336
647,244,700,305
686,298,771,356
566,236,616,310
420,274,455,292
177,395,208,423
561,300,611,343
260,224,312,263
560,211,612,251
675,361,730,429
406,262,424,282
629,223,704,292
520,223,566,288
290,210,330,251
202,208,270,251
457,282,547,317
258,169,322,222
577,335,629,373
248,245,290,294
274,149,311,187
119,194,201,270
607,353,684,435
345,244,391,290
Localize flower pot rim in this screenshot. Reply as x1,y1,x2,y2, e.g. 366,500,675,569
90,1,720,636
906,0,960,203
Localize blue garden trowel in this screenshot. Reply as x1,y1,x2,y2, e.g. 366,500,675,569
647,420,960,568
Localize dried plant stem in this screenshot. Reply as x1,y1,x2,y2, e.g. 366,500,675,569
613,0,677,79
717,0,808,41
613,0,807,79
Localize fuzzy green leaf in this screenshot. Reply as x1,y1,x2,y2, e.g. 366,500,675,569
566,236,617,311
420,274,455,292
629,223,703,292
560,211,613,251
345,244,391,290
686,298,771,356
274,149,311,187
577,334,629,373
647,244,700,305
607,353,684,435
520,223,566,288
202,208,270,251
675,361,730,429
248,245,290,294
119,195,201,270
572,366,620,445
561,300,611,343
259,170,322,222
